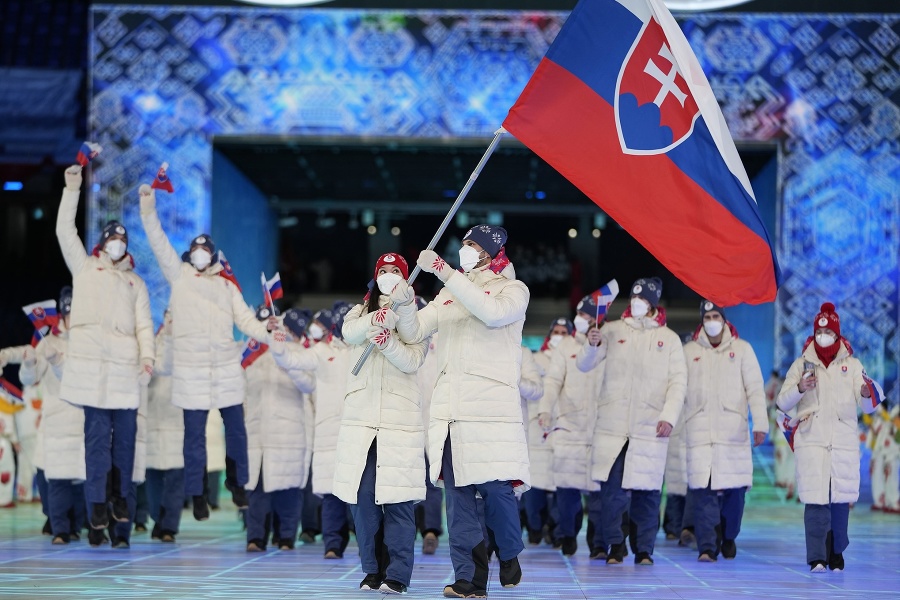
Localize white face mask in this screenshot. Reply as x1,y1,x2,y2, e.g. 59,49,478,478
458,245,483,272
104,239,126,261
573,315,590,334
815,332,836,347
309,323,326,341
376,272,403,295
548,334,564,348
630,298,649,318
190,248,212,271
703,320,724,337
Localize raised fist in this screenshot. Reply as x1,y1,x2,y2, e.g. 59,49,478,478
139,184,156,213
65,165,83,191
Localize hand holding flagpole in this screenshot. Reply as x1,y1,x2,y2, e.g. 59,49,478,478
351,127,507,376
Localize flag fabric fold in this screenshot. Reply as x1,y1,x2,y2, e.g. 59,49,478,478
590,279,619,323
241,339,268,369
22,299,59,347
218,251,241,291
262,271,283,308
75,141,102,167
862,371,885,410
503,0,781,306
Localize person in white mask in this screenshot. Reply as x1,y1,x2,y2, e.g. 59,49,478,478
139,182,275,522
538,299,606,558
391,225,529,597
55,165,155,548
682,300,768,562
578,277,686,566
776,302,880,573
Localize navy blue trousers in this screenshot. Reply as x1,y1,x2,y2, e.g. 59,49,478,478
522,488,550,532
246,471,301,546
183,406,248,497
300,465,321,534
442,435,524,583
48,479,85,535
35,468,49,517
599,444,660,555
418,456,443,536
350,441,416,586
145,468,184,534
321,493,350,553
690,484,746,554
83,406,136,505
805,502,850,564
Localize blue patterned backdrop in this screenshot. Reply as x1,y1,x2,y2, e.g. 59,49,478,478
89,6,900,401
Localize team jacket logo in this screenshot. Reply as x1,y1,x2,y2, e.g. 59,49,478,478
443,299,454,306
615,17,700,155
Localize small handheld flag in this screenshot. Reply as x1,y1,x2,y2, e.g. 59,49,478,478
241,339,269,369
862,371,885,410
261,271,283,312
22,299,59,347
75,142,103,167
591,279,619,324
218,251,241,291
151,162,174,193
775,409,797,452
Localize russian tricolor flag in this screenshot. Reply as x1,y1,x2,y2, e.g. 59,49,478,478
590,279,619,323
22,299,59,346
262,271,284,306
503,0,781,305
241,339,269,369
75,141,103,167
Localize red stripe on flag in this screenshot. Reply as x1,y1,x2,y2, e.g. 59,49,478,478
504,58,777,306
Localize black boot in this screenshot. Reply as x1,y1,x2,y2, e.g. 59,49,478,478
499,555,522,587
109,467,129,522
471,543,489,593
826,530,844,571
225,457,249,509
193,495,210,521
90,502,109,530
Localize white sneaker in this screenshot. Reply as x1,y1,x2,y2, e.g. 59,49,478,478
810,562,827,573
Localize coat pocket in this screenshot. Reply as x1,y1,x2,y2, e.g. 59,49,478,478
462,359,518,389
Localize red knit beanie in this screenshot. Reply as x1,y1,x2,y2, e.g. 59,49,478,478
373,252,409,280
813,302,840,338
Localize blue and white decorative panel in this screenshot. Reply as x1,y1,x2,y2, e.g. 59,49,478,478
90,6,900,401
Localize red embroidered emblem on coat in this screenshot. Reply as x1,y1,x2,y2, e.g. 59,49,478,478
327,357,335,362
693,356,701,362
484,291,491,295
443,299,454,305
657,341,664,348
617,339,626,344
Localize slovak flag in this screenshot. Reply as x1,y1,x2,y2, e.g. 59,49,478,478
775,409,797,452
151,162,174,193
862,371,885,410
261,271,283,306
218,251,241,291
503,0,781,306
75,141,103,167
241,339,269,369
22,299,59,346
0,378,24,413
590,279,619,323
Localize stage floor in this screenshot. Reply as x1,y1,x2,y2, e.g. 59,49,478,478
1,450,899,599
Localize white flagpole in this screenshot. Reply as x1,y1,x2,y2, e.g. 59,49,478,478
351,127,507,376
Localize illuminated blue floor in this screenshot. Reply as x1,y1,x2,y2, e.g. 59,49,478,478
1,449,898,599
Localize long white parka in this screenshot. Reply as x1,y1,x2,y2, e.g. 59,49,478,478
269,335,352,496
540,333,605,492
19,326,85,481
145,325,184,471
332,298,429,505
244,338,315,493
140,201,268,410
577,310,686,491
396,264,531,490
776,340,877,505
683,325,768,491
529,348,556,491
56,189,154,410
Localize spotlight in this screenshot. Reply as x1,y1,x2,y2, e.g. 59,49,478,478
568,228,577,239
592,229,601,238
390,226,401,236
367,225,377,235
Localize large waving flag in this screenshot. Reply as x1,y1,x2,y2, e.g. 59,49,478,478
22,299,59,346
503,0,781,305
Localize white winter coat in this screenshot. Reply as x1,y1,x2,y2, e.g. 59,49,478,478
396,264,531,490
245,344,314,493
683,326,768,491
518,346,547,485
416,335,439,451
776,341,877,505
577,312,686,491
663,419,687,496
529,349,556,491
56,188,155,410
145,328,184,471
19,328,85,481
270,336,352,496
540,334,605,492
140,204,268,410
331,299,429,505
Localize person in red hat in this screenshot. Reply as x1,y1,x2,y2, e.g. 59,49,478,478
776,302,881,573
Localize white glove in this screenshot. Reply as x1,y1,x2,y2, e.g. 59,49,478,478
367,326,393,350
417,250,453,282
22,347,37,369
44,345,63,367
369,306,398,330
139,184,156,213
390,281,415,306
266,331,288,354
64,165,83,192
138,359,153,387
